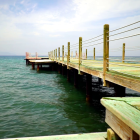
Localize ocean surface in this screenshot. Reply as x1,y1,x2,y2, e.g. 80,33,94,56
0,56,139,139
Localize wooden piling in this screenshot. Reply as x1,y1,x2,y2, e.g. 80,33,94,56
93,48,95,60
56,49,57,60
54,50,55,60
114,83,125,97
67,42,70,69
58,47,60,60
37,64,39,71
62,45,64,61
26,59,29,65
67,69,70,82
86,74,92,102
103,24,109,86
79,37,82,74
74,69,78,88
122,43,125,63
32,63,35,69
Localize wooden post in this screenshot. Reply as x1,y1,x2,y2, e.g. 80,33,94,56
86,49,87,59
103,24,109,86
67,69,70,82
62,45,64,61
79,37,82,74
58,47,60,60
122,43,125,63
26,59,29,65
74,69,78,88
67,42,70,68
56,49,57,60
37,64,39,71
86,74,92,102
114,83,125,97
93,48,95,60
32,63,35,69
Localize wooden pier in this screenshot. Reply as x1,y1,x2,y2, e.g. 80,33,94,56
101,97,140,140
23,21,140,140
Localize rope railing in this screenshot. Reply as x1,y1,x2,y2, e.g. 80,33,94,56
49,21,140,87
107,33,140,42
82,38,103,45
108,26,140,37
82,42,103,48
107,21,140,33
82,34,104,42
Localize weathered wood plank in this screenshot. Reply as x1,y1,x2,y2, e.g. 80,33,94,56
107,128,121,140
106,109,132,140
0,132,107,140
103,97,140,111
101,99,140,135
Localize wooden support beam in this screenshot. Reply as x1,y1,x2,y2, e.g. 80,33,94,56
122,43,125,63
26,59,29,65
106,109,136,140
37,64,39,71
62,45,64,61
86,74,92,102
32,63,35,69
67,42,70,69
58,63,61,74
67,69,70,82
103,24,109,86
114,83,125,97
74,69,78,88
98,78,102,85
58,47,60,60
107,128,121,140
62,65,64,75
132,131,139,140
79,71,86,75
56,49,57,60
79,37,82,74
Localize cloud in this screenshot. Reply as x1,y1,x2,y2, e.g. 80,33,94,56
0,0,140,55
32,32,40,36
49,34,61,37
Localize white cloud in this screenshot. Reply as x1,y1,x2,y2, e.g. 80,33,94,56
0,0,140,55
49,34,61,37
32,32,40,36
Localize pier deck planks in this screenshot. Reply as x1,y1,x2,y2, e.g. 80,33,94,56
101,97,140,139
0,132,107,140
56,58,140,92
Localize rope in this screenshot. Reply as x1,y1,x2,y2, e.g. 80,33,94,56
108,26,140,37
107,33,140,42
83,42,103,48
82,34,103,42
82,38,103,45
108,21,140,33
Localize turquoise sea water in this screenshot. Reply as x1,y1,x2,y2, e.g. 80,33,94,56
0,56,139,139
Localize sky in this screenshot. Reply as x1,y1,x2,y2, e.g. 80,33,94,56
0,0,140,56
